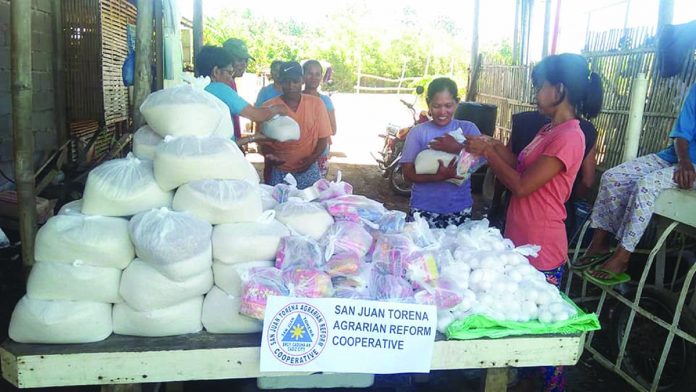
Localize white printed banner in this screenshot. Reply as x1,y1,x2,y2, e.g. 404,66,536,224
260,296,437,374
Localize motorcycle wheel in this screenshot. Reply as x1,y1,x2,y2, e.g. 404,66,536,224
610,286,696,392
389,166,412,197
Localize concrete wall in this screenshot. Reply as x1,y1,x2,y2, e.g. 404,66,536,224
0,0,58,190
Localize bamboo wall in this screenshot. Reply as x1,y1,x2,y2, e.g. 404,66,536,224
62,0,135,163
477,26,696,171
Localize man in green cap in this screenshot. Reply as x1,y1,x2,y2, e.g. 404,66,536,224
223,38,255,140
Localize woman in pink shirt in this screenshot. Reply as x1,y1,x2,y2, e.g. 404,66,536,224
465,53,603,392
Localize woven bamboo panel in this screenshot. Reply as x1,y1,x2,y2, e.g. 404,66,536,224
100,0,136,125
62,0,103,123
62,0,134,164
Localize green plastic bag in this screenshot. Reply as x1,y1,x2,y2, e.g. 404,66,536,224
445,295,601,340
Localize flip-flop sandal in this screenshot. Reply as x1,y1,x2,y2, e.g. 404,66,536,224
571,253,611,270
583,267,631,286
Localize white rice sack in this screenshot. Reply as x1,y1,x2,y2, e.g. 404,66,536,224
261,115,301,142
113,296,203,337
275,201,333,241
133,125,163,160
213,261,273,297
140,83,225,137
414,149,458,174
202,286,263,333
9,296,112,344
212,218,290,264
82,154,173,216
212,101,234,139
173,179,263,224
259,184,278,210
35,214,134,269
57,199,83,216
153,135,259,191
26,261,122,303
129,208,213,281
119,259,213,311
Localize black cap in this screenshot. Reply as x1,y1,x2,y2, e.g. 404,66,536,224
278,61,303,82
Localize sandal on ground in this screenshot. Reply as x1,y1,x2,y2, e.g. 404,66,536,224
571,252,611,270
583,267,631,286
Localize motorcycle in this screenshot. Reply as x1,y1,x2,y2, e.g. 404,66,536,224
372,86,428,196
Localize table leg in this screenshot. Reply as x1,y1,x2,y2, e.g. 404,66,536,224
100,384,142,392
483,367,508,392
654,219,669,288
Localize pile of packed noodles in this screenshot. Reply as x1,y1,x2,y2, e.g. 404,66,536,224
8,81,592,345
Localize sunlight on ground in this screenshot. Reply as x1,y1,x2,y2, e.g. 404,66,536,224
244,92,421,166
330,93,418,166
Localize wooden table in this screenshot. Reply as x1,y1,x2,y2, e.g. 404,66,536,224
1,332,585,391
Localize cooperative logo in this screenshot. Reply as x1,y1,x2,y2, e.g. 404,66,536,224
267,302,328,366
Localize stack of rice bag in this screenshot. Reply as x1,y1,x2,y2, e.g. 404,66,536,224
9,82,576,345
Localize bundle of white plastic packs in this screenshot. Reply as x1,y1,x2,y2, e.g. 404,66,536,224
274,201,333,241
113,296,203,337
34,214,134,269
259,184,278,210
172,179,263,224
140,82,226,138
26,261,122,303
153,135,259,191
132,125,163,160
119,259,213,311
414,149,458,174
202,286,263,333
261,115,301,142
81,154,173,216
212,212,290,264
9,296,112,343
129,208,213,281
213,260,273,297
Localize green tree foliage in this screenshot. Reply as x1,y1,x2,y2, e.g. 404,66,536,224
202,5,473,93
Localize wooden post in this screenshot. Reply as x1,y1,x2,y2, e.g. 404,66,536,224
541,0,552,58
470,0,480,78
519,0,528,65
11,0,36,270
513,0,521,65
193,0,203,58
551,0,562,55
355,50,361,94
466,54,482,102
397,62,406,93
657,0,674,33
52,0,68,146
133,0,154,128
154,0,164,90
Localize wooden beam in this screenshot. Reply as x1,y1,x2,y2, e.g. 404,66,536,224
551,0,562,55
542,0,552,58
466,54,483,102
11,0,36,269
513,0,521,65
193,0,203,58
470,0,480,77
133,0,154,128
52,0,68,147
154,0,164,90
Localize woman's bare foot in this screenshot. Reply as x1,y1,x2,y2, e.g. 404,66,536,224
587,247,631,279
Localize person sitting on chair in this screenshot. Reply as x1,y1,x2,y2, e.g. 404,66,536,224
578,83,696,286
